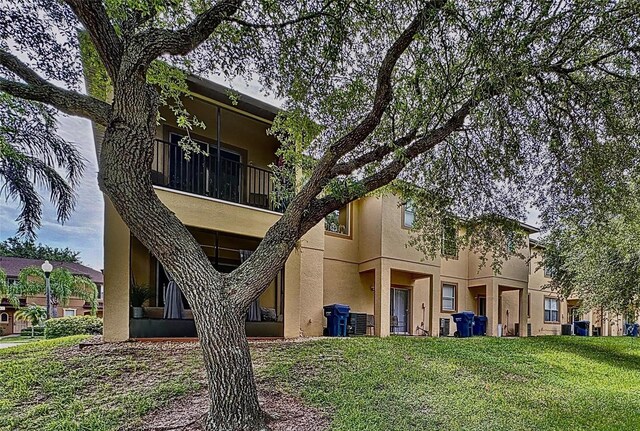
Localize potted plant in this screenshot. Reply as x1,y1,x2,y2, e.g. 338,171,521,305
130,283,151,319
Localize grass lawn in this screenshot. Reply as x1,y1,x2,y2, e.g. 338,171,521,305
0,337,204,431
1,336,640,430
255,336,640,430
0,335,44,344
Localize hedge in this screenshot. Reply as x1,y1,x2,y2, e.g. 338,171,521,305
20,326,45,337
44,316,103,339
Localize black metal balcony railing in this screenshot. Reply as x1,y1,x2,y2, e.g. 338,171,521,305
151,139,283,212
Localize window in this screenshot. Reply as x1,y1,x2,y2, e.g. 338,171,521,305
402,201,415,228
544,297,559,322
63,309,77,318
543,265,552,279
441,283,457,312
441,221,458,257
97,285,104,300
324,205,351,237
505,231,518,254
0,313,8,323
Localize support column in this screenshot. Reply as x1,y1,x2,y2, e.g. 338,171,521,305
587,310,594,336
487,282,500,336
283,249,301,338
103,199,131,342
374,260,391,337
297,223,325,337
412,277,430,335
518,287,529,337
429,272,441,337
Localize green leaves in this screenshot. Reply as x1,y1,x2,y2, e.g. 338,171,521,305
14,304,46,327
542,201,640,314
0,266,99,315
0,236,81,263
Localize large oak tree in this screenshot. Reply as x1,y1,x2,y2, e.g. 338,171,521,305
2,1,640,429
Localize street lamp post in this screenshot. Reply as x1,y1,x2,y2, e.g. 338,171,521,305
41,260,53,319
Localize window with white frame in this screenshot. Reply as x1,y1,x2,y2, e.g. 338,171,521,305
63,309,77,318
544,297,559,322
0,312,8,323
442,283,456,311
97,284,104,300
402,201,415,228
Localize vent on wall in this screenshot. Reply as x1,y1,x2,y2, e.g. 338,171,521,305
439,318,450,336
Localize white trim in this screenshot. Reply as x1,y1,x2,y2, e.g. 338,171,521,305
62,308,77,317
153,186,284,216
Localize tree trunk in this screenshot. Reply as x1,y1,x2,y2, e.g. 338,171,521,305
100,69,272,431
190,290,267,431
51,298,59,318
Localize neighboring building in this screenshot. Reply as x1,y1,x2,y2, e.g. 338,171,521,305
528,240,628,336
0,256,104,334
99,76,626,341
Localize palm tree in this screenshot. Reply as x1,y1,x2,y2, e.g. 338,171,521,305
0,95,84,238
22,266,98,317
0,266,98,317
14,304,46,337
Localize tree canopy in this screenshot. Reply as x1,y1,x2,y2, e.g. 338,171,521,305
542,199,640,317
2,1,638,253
0,236,82,263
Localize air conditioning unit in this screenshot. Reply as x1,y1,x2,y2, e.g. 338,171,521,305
348,312,368,336
439,318,450,336
514,323,532,336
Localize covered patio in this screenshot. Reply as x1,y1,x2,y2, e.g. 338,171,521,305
129,227,285,339
468,282,529,337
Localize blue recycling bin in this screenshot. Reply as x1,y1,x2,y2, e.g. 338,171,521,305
473,315,488,336
624,323,639,337
574,320,590,336
452,311,475,338
323,304,350,337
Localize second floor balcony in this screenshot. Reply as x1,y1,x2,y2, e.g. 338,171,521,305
151,138,285,212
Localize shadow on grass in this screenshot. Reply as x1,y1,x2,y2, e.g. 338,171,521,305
540,336,640,372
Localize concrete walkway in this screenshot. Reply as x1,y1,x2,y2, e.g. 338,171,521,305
0,335,21,349
0,342,19,349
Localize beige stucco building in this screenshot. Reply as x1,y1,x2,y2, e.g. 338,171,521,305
100,77,628,341
0,257,104,335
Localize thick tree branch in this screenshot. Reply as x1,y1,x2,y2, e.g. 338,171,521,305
290,1,446,208
226,0,336,29
63,0,123,80
0,49,111,125
330,130,419,176
302,91,489,234
141,0,243,59
229,1,447,309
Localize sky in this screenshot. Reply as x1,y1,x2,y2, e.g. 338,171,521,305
0,75,541,271
0,115,105,269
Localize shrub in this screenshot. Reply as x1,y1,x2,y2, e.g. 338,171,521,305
20,326,45,337
44,316,103,339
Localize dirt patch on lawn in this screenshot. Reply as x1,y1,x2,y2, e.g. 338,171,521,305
86,339,331,431
129,385,329,431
